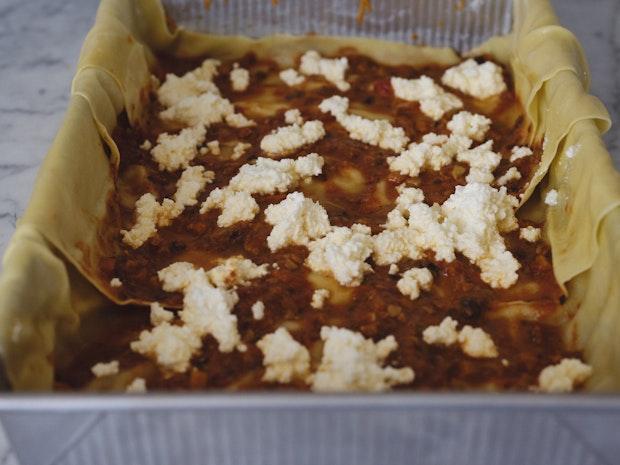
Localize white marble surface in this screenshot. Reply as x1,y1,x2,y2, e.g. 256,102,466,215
0,0,618,260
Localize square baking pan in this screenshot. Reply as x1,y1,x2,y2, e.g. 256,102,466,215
0,0,619,464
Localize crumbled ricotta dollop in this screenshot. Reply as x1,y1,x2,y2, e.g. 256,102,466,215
121,193,179,248
160,92,254,129
264,192,331,251
150,302,174,326
306,224,374,287
257,327,311,384
387,132,472,177
110,277,123,288
544,189,559,206
441,59,507,99
456,140,502,184
299,50,350,91
251,301,265,320
396,267,433,301
260,120,326,157
458,325,498,358
231,142,252,160
538,358,592,393
126,378,147,393
140,140,152,151
150,125,207,172
422,317,459,346
284,108,304,125
279,68,306,86
520,225,541,242
206,140,221,155
225,112,256,128
310,326,414,392
91,360,119,378
230,63,250,92
319,95,409,152
496,166,522,186
156,58,221,107
391,75,463,120
174,165,214,206
311,288,330,309
446,111,491,141
509,146,533,162
205,256,269,288
200,188,260,227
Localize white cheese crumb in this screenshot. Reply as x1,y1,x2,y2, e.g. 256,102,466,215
299,50,350,91
230,63,250,91
284,108,304,125
160,92,254,129
565,144,580,159
199,147,208,155
422,316,459,346
110,277,123,288
174,165,214,206
544,189,559,206
150,125,207,172
264,192,331,251
257,327,311,383
279,68,306,86
458,325,498,358
456,140,502,184
260,120,325,157
310,326,414,392
391,75,463,120
91,360,119,378
200,188,259,227
509,146,533,162
396,267,433,301
520,225,541,242
140,140,152,151
131,322,202,373
311,288,330,309
496,166,522,186
225,112,256,128
251,301,265,320
319,95,409,152
150,302,174,325
205,256,269,288
306,224,374,287
447,111,491,141
156,58,221,107
207,140,221,155
388,264,399,275
538,358,592,393
120,193,170,248
126,378,147,393
231,142,252,160
387,132,472,177
441,59,507,99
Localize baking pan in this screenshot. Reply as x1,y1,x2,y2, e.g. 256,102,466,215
0,0,619,463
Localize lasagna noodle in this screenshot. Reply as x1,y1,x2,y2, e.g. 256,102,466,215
0,0,618,390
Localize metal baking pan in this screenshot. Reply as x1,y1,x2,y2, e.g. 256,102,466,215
1,1,618,464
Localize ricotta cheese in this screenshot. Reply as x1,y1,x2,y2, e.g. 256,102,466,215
441,59,507,99
319,95,409,152
496,166,522,186
150,302,174,326
538,358,592,393
230,63,250,91
387,132,472,177
205,256,269,288
519,225,541,242
306,224,374,287
391,75,463,120
279,68,306,86
260,120,326,157
150,125,207,172
207,140,221,155
156,58,221,108
200,188,259,227
456,140,502,184
121,193,172,248
388,264,399,275
396,267,433,301
458,325,498,358
544,189,559,206
131,322,202,373
284,108,304,125
310,326,414,392
140,140,152,151
299,50,350,91
422,317,459,346
91,360,119,378
257,327,311,383
110,277,123,288
446,111,491,141
126,378,147,393
311,288,330,309
225,112,256,128
174,165,214,206
509,146,533,162
264,192,331,251
231,142,252,160
251,300,265,320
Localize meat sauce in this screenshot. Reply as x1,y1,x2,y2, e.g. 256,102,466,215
54,51,580,391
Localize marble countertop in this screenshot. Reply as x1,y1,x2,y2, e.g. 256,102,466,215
0,0,618,260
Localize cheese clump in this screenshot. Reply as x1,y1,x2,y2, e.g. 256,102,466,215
520,226,541,242
396,267,433,301
538,358,592,393
230,63,250,91
91,360,119,378
441,59,507,99
150,125,207,172
423,317,498,358
257,327,311,384
311,288,330,309
260,120,326,157
391,75,463,120
279,68,306,86
156,58,221,107
299,50,350,91
446,111,491,141
456,140,502,184
496,167,522,186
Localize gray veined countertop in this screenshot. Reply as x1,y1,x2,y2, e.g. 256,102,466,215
0,0,618,260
